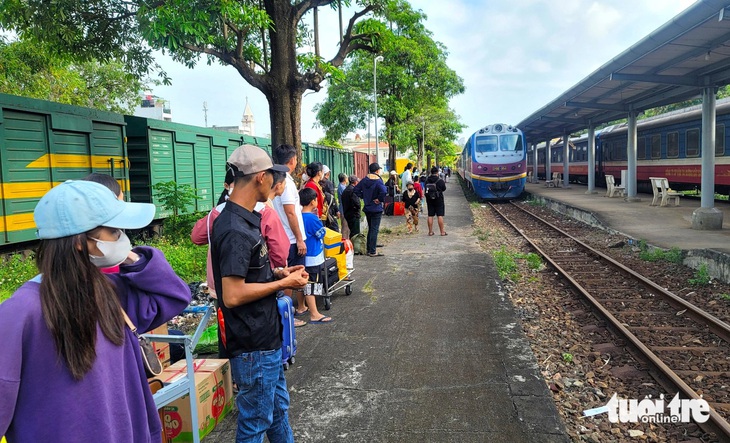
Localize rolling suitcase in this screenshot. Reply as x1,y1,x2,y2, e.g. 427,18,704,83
277,293,297,370
322,257,339,290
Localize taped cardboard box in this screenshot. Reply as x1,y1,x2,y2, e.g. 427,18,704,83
146,323,171,368
161,359,234,443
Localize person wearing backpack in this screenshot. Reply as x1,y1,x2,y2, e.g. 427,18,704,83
354,163,387,257
425,166,447,236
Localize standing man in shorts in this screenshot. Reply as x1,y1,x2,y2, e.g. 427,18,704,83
273,144,309,317
424,166,447,236
211,145,309,442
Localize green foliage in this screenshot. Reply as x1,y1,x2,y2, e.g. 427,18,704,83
562,353,574,363
153,181,200,218
493,246,520,281
147,237,207,283
315,137,344,149
315,0,465,155
0,253,38,304
0,38,146,113
689,264,711,287
719,293,730,301
637,241,683,264
492,247,543,281
521,253,543,271
527,197,545,207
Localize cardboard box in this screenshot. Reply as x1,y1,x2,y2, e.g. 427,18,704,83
324,228,343,257
146,323,171,368
161,359,234,443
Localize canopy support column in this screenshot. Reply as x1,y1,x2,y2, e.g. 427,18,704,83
586,122,597,194
626,110,640,201
693,86,723,229
563,132,571,188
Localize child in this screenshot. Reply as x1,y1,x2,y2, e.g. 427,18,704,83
298,187,334,324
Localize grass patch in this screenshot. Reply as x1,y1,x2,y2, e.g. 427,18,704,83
379,227,393,235
689,264,712,287
719,293,730,301
473,227,490,242
147,237,208,283
0,253,39,304
526,197,545,207
493,247,544,282
637,240,683,264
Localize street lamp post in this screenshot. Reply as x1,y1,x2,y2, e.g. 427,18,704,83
374,55,384,166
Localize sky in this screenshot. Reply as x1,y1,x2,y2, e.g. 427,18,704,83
150,0,697,144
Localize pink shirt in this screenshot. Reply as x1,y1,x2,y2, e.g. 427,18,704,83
254,201,289,269
191,201,290,299
191,203,224,298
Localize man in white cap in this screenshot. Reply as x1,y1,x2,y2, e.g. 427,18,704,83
210,144,309,443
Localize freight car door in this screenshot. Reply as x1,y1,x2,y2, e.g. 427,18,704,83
0,110,52,244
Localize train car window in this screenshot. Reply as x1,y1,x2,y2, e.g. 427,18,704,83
651,134,661,159
582,146,587,162
475,136,498,153
686,129,699,157
667,132,679,158
637,137,646,160
716,124,725,157
499,134,523,152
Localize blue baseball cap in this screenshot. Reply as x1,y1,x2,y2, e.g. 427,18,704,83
34,180,156,239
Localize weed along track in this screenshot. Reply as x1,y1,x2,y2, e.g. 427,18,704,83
488,201,730,441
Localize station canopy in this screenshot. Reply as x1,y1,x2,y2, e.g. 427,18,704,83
518,0,730,143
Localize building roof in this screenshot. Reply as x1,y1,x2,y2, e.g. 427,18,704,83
518,0,730,142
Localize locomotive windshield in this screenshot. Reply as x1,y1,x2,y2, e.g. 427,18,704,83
475,136,498,153
475,134,523,154
500,134,523,152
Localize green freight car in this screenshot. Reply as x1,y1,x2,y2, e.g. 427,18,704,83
0,93,127,245
124,116,260,218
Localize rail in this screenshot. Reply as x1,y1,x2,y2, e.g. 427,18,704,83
489,201,730,440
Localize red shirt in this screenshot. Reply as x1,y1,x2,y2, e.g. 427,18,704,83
413,182,424,198
304,180,325,218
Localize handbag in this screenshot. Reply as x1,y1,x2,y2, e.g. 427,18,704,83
121,309,164,378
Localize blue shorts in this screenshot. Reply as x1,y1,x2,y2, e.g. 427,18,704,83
288,243,306,267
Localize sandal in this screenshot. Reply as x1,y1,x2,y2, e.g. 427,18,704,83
294,308,309,317
441,232,448,236
428,232,435,236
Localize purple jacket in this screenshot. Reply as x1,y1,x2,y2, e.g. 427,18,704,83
0,246,191,443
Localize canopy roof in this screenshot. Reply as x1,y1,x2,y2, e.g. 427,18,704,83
518,0,730,142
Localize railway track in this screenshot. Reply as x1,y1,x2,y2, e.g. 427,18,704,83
489,201,730,441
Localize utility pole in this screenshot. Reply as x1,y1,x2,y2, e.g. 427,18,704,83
203,101,208,127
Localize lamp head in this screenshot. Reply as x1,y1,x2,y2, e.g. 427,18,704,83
375,55,384,63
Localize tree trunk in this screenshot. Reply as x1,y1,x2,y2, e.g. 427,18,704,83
416,137,424,175
427,154,432,171
264,1,305,177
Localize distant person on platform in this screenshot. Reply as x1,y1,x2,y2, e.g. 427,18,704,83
341,175,361,237
354,163,387,257
337,173,349,239
401,163,413,192
425,166,447,236
402,181,420,234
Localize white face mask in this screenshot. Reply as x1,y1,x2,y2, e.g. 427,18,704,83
89,230,132,268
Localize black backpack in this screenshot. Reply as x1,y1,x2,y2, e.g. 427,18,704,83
425,182,440,200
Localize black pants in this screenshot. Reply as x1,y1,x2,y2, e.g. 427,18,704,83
346,215,361,236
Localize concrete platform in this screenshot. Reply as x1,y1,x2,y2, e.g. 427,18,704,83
524,180,730,282
205,181,569,442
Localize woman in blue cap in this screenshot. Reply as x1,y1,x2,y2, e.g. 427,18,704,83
0,180,191,443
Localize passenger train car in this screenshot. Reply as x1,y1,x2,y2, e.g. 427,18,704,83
527,99,730,194
0,93,372,247
457,123,527,199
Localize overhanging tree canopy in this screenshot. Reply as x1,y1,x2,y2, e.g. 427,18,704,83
315,0,464,170
0,0,390,164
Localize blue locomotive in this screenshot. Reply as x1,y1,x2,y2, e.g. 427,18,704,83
458,123,526,199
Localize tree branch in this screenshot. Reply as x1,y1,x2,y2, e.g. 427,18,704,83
293,0,337,23
326,5,376,68
181,43,268,92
